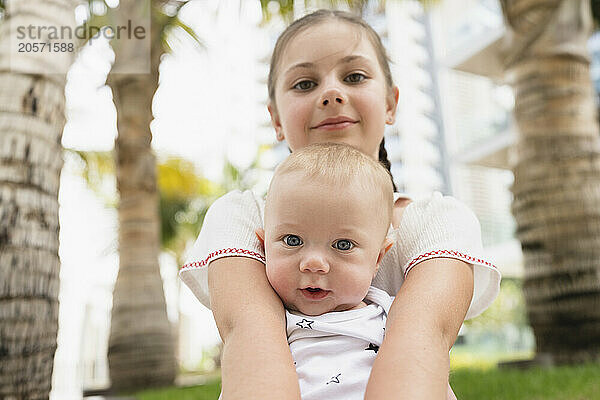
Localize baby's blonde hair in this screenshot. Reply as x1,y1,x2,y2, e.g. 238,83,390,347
268,143,394,225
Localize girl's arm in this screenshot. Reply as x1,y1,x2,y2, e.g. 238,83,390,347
208,257,301,400
364,258,473,400
365,193,493,399
180,191,300,400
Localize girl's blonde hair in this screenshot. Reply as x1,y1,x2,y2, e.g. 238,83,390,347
269,143,394,224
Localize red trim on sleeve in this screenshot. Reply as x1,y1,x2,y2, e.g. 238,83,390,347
404,250,497,278
180,248,266,271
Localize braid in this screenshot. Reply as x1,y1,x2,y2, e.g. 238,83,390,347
378,138,397,192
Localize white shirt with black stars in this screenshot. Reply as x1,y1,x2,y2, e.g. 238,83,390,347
285,286,392,400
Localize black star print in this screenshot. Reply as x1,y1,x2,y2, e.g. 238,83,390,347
365,343,379,353
326,373,342,384
296,319,314,329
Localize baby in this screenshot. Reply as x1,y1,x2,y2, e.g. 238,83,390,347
255,142,396,400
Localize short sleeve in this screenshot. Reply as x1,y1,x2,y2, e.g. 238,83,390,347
393,192,501,319
178,190,265,308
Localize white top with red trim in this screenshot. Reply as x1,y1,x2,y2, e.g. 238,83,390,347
179,190,501,319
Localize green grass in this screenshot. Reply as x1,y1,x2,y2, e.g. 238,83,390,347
133,363,600,400
450,348,535,370
450,363,600,400
134,379,221,400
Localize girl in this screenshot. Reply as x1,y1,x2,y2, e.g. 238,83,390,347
180,9,500,400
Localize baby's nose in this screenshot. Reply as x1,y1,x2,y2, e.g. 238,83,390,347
299,254,330,273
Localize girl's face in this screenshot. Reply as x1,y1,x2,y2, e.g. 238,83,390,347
268,21,399,159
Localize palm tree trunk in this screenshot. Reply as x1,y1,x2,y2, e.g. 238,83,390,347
106,1,176,391
501,0,600,363
0,0,76,398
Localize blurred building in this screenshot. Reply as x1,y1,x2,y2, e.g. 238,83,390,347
431,0,521,277
433,0,600,279
373,0,451,197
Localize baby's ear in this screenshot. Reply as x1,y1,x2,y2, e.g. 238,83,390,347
376,237,394,266
255,228,265,245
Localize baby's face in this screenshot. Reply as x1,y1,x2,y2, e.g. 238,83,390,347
260,172,391,316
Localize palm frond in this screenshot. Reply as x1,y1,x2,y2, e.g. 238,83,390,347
172,16,203,47
65,148,117,207
79,0,202,54
260,0,295,24
153,0,204,53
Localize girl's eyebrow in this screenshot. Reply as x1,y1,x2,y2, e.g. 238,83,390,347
284,55,372,76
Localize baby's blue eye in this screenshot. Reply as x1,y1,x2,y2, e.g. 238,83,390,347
283,235,303,246
333,239,353,251
345,73,365,83
294,80,316,91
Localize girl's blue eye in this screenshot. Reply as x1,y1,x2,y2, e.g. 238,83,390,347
333,239,353,251
283,235,303,246
345,73,365,83
293,80,316,91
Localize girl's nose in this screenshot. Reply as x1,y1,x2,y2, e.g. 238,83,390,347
299,255,330,274
318,87,346,108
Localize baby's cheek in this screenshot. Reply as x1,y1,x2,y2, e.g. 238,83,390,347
267,263,286,295
265,264,292,298
264,263,278,288
344,269,374,303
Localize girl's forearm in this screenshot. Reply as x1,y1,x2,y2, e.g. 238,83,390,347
365,258,473,400
208,257,301,400
220,316,300,399
364,313,449,399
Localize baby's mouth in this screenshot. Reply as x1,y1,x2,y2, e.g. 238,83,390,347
300,287,330,300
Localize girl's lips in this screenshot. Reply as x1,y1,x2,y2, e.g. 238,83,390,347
300,288,330,300
313,121,357,131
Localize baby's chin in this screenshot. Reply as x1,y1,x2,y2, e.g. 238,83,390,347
285,302,330,316
286,301,360,316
